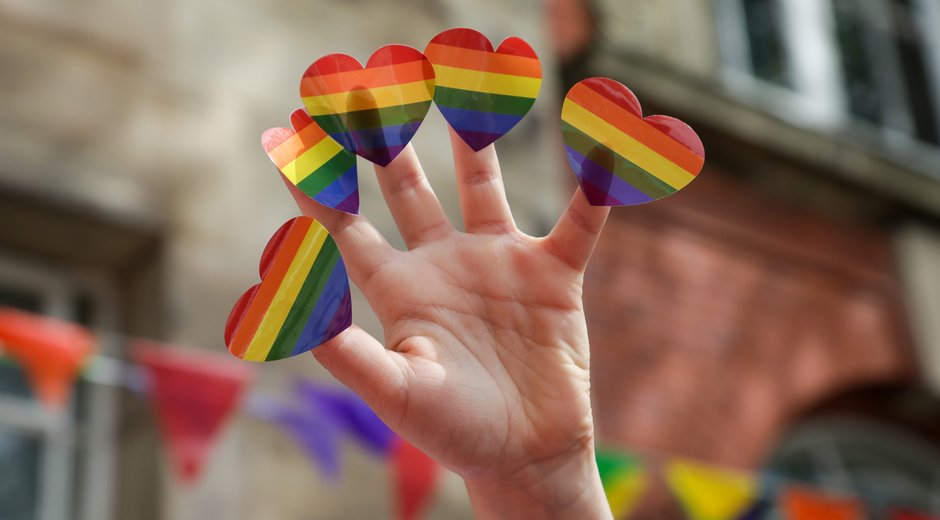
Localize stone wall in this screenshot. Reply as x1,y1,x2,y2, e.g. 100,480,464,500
0,0,566,518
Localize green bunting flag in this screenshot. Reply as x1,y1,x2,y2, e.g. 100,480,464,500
596,448,649,519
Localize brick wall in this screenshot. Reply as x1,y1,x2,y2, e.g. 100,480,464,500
586,165,916,469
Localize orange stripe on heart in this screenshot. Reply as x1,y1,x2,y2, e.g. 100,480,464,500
561,77,704,206
300,45,435,166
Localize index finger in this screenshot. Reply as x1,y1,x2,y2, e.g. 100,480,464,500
282,174,395,286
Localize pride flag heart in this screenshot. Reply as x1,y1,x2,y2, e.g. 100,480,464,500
262,108,359,214
561,78,705,206
225,217,351,362
300,45,435,166
424,28,542,151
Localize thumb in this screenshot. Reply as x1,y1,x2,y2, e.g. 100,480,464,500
312,325,407,418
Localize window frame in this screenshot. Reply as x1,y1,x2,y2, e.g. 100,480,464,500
0,253,119,520
713,0,940,147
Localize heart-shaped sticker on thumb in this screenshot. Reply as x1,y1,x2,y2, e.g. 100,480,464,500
262,109,360,214
561,77,704,206
225,217,351,362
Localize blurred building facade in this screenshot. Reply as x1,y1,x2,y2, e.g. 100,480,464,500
0,0,563,519
555,0,940,517
5,0,940,519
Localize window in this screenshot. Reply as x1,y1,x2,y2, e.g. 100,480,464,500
767,417,940,516
742,0,792,88
0,255,119,520
714,0,940,147
0,185,164,520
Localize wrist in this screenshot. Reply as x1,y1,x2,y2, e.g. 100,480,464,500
462,440,613,520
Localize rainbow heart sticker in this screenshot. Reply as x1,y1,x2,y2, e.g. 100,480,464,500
561,77,705,206
424,28,542,151
300,45,435,166
262,108,359,214
225,217,351,362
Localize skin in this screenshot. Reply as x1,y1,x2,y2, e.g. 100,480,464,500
285,128,613,519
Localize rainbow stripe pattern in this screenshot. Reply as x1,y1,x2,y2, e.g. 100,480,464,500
424,28,541,151
262,108,359,214
561,77,705,206
300,45,435,166
225,217,351,362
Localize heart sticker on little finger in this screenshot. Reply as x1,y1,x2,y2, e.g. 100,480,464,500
300,45,435,166
561,78,705,206
424,27,542,151
225,217,352,362
262,109,359,214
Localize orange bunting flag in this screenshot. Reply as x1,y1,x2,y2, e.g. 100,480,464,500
665,459,759,520
133,341,253,484
781,487,865,520
0,307,95,408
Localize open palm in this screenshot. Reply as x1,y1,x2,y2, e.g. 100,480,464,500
287,129,611,517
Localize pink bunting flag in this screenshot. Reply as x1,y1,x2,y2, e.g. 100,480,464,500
0,307,95,408
133,341,253,484
391,437,440,520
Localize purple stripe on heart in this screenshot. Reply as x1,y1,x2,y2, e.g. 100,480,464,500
292,260,352,356
356,144,408,167
437,106,524,135
334,191,360,215
313,165,358,210
327,122,423,159
565,145,653,205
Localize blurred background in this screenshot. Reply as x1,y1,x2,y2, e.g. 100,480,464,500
2,0,940,518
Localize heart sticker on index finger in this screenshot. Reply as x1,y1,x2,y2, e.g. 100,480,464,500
262,109,360,214
300,45,435,166
424,28,542,151
562,78,705,206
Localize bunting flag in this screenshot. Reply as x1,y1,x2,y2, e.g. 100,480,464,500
262,108,359,214
0,307,95,408
391,437,440,520
300,45,435,166
780,487,865,520
249,393,342,479
423,27,541,151
294,380,395,456
133,341,253,484
596,448,649,519
891,509,940,520
561,77,705,206
665,459,759,520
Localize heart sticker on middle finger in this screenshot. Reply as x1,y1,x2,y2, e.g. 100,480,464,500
424,28,542,151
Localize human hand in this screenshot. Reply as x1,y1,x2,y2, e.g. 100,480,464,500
285,128,613,519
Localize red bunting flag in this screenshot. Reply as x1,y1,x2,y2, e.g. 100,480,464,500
781,487,865,520
391,437,440,520
891,509,940,520
133,341,253,484
0,307,95,408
